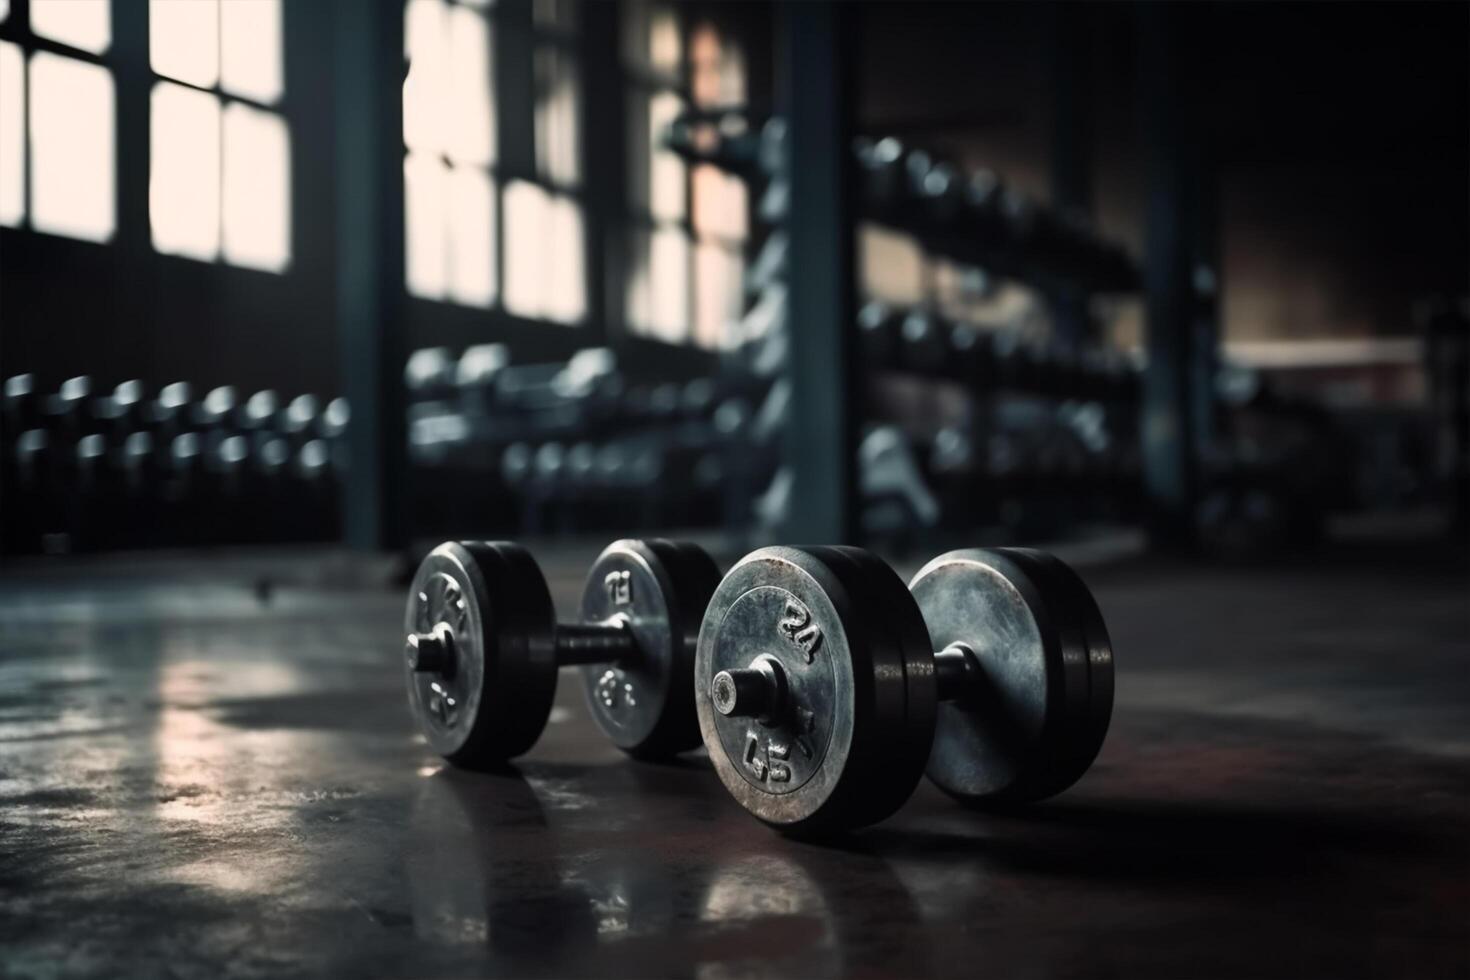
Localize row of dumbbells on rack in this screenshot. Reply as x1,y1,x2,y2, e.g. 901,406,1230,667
3,374,348,552
405,345,760,537
857,299,1144,529
858,300,1141,403
666,109,1137,293
404,537,1113,834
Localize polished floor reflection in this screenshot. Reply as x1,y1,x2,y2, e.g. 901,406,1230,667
1,540,1466,978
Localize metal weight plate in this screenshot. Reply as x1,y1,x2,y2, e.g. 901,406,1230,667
578,539,723,758
404,542,558,767
909,548,1109,804
695,546,935,833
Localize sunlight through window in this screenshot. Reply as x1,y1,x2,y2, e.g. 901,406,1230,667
30,53,115,242
623,5,747,348
222,102,290,271
149,0,219,89
220,0,283,105
0,41,22,228
31,0,111,55
403,0,496,307
148,0,290,271
504,180,584,324
150,82,220,260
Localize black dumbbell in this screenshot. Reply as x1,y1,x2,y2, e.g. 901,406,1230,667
407,348,457,406
857,136,906,208
282,394,319,448
899,310,949,376
403,540,722,766
92,380,146,443
906,152,963,225
857,301,901,369
694,546,1114,833
5,374,39,432
46,376,94,443
456,343,510,420
239,390,279,437
15,428,50,487
947,322,991,388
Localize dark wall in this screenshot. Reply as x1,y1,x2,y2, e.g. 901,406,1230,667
854,1,1470,341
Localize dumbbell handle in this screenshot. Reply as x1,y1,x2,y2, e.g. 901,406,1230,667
554,620,638,665
712,642,980,719
405,617,636,674
932,643,981,701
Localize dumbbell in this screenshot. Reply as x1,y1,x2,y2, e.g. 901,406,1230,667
694,546,1114,833
5,374,40,433
857,301,901,369
905,151,964,224
403,539,722,766
898,310,949,376
856,136,906,208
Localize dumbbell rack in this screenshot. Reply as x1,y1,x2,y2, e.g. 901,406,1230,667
402,344,766,542
667,108,1147,543
2,374,347,555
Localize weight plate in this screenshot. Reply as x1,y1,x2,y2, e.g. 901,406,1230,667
696,546,935,833
404,541,558,767
1009,548,1114,798
986,548,1096,799
578,538,722,758
910,548,1102,804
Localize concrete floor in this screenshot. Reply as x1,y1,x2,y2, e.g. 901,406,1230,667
1,537,1467,979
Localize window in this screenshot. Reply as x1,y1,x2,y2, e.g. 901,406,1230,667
403,0,586,324
0,0,117,242
149,0,290,272
623,3,748,348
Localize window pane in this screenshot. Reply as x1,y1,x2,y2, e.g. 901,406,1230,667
626,225,689,342
31,53,115,242
150,81,220,260
534,47,579,186
447,167,495,307
221,0,283,104
31,0,111,55
504,180,584,324
404,151,448,299
546,192,585,323
223,102,290,271
404,0,494,166
694,241,741,349
689,22,743,108
0,41,22,227
622,1,679,76
447,3,493,166
403,0,448,154
691,163,746,241
151,0,220,89
627,89,685,221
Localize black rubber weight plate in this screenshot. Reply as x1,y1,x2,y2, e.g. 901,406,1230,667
404,541,558,767
1002,548,1114,798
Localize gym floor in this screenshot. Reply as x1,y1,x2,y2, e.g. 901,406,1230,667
1,531,1466,979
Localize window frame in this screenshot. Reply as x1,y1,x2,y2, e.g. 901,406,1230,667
618,0,754,351
145,0,293,273
402,0,593,328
